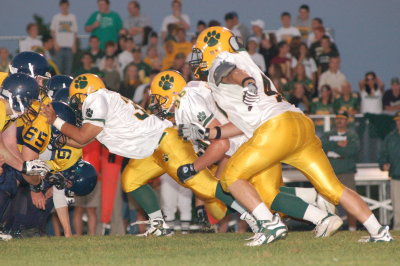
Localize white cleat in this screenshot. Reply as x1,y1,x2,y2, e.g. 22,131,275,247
314,213,343,238
135,218,174,237
358,226,393,243
315,194,336,214
246,214,288,247
240,212,259,241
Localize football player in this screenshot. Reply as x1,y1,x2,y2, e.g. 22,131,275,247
0,72,50,177
181,26,392,245
150,70,342,239
41,73,258,236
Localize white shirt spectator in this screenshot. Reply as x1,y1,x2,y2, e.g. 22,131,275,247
307,31,334,47
360,89,383,114
318,70,347,92
292,57,317,79
161,14,190,33
275,26,301,42
118,51,133,76
50,13,78,48
19,37,42,52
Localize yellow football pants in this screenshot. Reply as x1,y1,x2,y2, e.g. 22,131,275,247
122,128,227,220
221,111,345,205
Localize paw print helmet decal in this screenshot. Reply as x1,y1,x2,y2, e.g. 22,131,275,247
190,26,244,79
149,70,186,120
69,73,105,124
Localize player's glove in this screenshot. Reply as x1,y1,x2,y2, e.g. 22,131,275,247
22,160,51,176
242,82,260,111
177,163,198,183
178,122,210,141
45,172,71,190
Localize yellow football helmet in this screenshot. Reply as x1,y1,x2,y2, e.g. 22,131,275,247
69,73,105,124
190,26,243,79
149,70,186,120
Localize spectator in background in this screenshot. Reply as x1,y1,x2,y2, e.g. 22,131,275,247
131,47,151,83
268,63,288,90
84,0,123,50
143,31,164,59
318,56,347,97
102,56,120,92
208,20,221,27
271,41,292,79
316,36,339,75
98,41,119,72
195,20,207,36
321,111,360,231
19,23,43,52
310,84,334,135
144,45,162,71
116,35,127,54
118,37,135,76
171,52,186,73
40,35,60,76
50,0,78,75
295,4,311,41
259,33,278,76
382,77,400,115
333,82,360,116
174,27,192,57
288,82,310,113
224,12,250,45
124,1,151,46
379,111,400,231
87,36,104,67
359,71,384,114
134,69,160,107
292,42,317,83
161,0,190,41
307,17,335,47
162,40,175,70
0,47,11,72
120,63,141,99
250,19,265,43
284,63,314,99
181,62,192,82
309,26,338,61
73,52,102,77
247,37,266,73
275,12,301,43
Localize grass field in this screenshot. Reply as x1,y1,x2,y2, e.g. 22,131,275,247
1,231,399,265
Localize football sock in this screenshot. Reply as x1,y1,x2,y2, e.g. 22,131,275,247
303,205,329,225
148,210,164,220
271,192,309,220
215,183,247,214
130,184,161,216
252,203,273,221
230,200,246,214
363,214,381,235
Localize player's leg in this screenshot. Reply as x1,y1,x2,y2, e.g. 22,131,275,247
160,173,179,229
284,113,392,241
121,156,173,236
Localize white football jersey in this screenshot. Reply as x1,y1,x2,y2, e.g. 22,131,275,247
208,51,301,138
82,89,172,159
175,80,248,156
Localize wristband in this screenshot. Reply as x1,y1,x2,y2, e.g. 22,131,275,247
53,117,66,131
241,77,256,87
214,126,221,139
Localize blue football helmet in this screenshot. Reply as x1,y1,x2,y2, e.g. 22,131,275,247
50,101,76,150
64,160,97,196
9,51,50,79
53,88,70,104
47,75,73,99
0,73,40,120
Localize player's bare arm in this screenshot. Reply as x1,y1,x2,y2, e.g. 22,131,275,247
42,104,103,146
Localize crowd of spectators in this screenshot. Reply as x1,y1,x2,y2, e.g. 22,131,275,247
1,0,399,237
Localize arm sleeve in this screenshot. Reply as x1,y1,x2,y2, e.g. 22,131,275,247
115,13,123,32
82,93,108,127
85,12,97,27
53,186,68,209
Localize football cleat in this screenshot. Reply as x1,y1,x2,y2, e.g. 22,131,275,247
240,212,259,241
245,214,288,247
358,226,393,243
314,213,343,238
315,193,336,214
135,218,174,237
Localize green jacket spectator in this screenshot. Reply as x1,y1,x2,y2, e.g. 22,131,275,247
379,128,400,180
84,0,122,50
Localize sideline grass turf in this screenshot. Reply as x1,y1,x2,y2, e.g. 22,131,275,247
1,231,399,265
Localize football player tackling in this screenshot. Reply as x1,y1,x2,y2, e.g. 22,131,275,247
180,26,393,245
